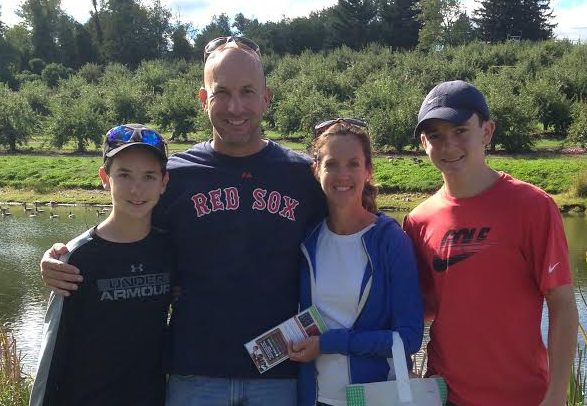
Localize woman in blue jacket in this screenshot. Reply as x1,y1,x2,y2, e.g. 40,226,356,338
289,118,424,406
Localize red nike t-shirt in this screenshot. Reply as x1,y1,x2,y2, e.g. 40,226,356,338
403,172,572,406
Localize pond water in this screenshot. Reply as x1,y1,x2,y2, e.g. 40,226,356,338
0,205,586,374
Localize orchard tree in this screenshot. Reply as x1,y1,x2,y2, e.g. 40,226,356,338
569,102,587,146
0,85,37,152
150,77,205,141
354,70,423,152
47,76,109,152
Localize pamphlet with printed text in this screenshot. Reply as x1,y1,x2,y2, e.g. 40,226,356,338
244,305,327,373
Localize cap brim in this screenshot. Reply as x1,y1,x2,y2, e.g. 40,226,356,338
414,107,475,137
104,142,166,160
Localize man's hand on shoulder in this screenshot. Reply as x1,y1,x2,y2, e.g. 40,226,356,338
40,243,83,296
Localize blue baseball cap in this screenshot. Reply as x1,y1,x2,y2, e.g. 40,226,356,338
414,80,490,137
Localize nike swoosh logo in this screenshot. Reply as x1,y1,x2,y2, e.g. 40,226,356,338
432,252,475,272
426,96,438,105
548,262,560,273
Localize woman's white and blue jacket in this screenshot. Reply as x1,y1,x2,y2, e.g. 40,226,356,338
297,213,424,406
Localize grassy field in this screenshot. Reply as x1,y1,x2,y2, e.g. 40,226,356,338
1,135,586,210
1,151,586,210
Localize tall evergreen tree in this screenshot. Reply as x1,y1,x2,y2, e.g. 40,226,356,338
17,0,62,63
329,0,377,50
473,0,555,42
376,0,420,49
519,0,555,40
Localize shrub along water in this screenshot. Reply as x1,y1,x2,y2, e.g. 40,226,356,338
0,326,31,406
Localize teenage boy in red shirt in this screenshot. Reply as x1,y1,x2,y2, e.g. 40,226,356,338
404,80,578,406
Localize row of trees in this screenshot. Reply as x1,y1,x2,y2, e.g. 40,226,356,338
0,0,558,86
1,40,587,154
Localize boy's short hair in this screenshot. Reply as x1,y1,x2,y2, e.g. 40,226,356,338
414,80,490,137
102,124,167,174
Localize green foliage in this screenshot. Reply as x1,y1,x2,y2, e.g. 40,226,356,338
526,78,572,135
14,70,41,86
417,0,474,50
46,76,109,152
41,62,70,88
98,0,172,68
103,78,147,124
18,80,51,117
354,70,423,152
3,42,587,156
475,71,535,153
272,86,341,136
568,290,587,406
150,76,203,141
572,171,587,198
550,45,587,102
0,84,37,151
18,0,62,63
569,103,587,146
76,63,103,84
27,57,45,74
134,59,175,95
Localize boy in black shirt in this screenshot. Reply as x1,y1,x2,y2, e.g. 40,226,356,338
30,124,172,406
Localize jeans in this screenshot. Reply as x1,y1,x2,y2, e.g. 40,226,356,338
166,374,297,406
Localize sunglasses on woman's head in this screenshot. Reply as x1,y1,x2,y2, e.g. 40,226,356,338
313,118,368,137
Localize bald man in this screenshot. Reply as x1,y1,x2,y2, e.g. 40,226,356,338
40,38,326,405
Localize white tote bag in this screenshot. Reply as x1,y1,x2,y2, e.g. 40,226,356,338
346,332,447,406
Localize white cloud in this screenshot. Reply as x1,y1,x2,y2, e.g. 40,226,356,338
552,1,587,41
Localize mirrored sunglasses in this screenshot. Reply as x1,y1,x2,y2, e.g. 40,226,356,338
313,118,368,137
106,125,165,148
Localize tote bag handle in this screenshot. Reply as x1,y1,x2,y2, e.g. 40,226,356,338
391,331,413,403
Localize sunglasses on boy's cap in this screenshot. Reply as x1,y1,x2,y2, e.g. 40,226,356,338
203,36,261,62
313,118,368,137
414,80,490,137
103,124,167,161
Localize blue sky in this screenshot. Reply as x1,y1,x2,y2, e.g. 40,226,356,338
2,0,586,41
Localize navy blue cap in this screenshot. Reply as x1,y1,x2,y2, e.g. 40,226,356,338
414,80,490,137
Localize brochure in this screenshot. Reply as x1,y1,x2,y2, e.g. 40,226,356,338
244,305,327,373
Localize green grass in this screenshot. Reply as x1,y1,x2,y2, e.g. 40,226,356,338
374,154,587,195
2,136,587,209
